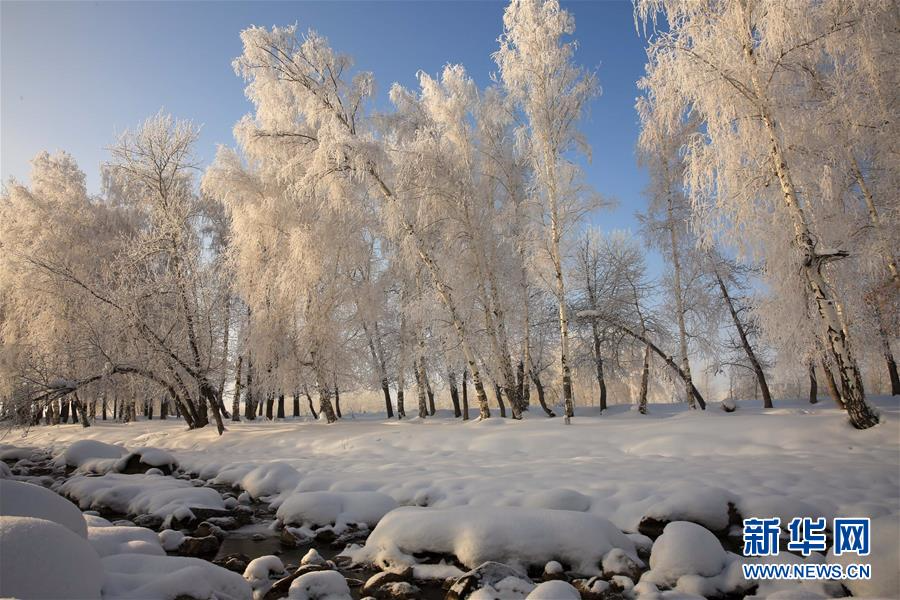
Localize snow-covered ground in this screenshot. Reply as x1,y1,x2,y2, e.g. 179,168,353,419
3,396,899,598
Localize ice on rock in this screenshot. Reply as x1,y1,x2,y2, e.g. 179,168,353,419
525,580,581,599
0,515,103,600
645,521,727,585
357,506,637,575
288,570,352,599
0,478,88,537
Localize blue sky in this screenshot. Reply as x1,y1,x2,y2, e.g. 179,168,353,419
2,0,656,265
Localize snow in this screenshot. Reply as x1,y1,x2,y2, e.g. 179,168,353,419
470,575,535,599
13,396,900,596
522,488,591,512
0,461,11,478
301,548,327,566
828,515,899,598
0,478,88,537
101,554,251,600
59,472,225,521
0,515,103,600
158,528,185,551
244,554,286,580
88,524,166,557
240,461,302,499
646,521,728,584
525,580,581,599
275,490,398,529
287,570,352,599
118,447,178,470
354,506,637,575
55,439,126,468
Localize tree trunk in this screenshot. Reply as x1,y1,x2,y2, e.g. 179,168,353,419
397,389,406,419
292,391,300,417
808,362,818,404
820,357,844,409
667,192,697,409
364,321,393,419
74,393,90,428
851,156,899,285
218,294,232,416
70,399,78,424
494,384,507,418
414,359,428,419
147,400,153,420
265,393,274,420
715,270,773,408
422,360,436,416
461,369,469,421
872,300,900,395
381,379,393,419
101,396,107,421
333,385,342,419
591,324,608,411
304,387,318,419
743,32,877,429
448,371,461,418
638,343,651,414
531,370,555,417
232,355,243,422
277,393,285,419
244,356,256,420
160,397,168,420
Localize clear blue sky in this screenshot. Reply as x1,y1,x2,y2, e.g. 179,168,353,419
1,0,657,267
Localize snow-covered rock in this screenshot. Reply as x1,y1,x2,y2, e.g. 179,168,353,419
241,461,301,498
276,490,398,530
525,580,581,599
469,574,536,599
287,569,352,599
102,553,251,599
0,478,88,537
645,521,727,585
59,472,225,522
158,528,185,551
357,506,637,575
55,439,126,469
522,488,591,512
0,461,12,478
88,524,165,557
0,515,103,599
641,486,736,533
115,447,179,475
244,554,286,581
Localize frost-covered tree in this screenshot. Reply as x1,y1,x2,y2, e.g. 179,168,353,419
635,0,881,428
495,0,599,420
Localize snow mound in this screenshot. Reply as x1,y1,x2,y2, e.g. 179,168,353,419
55,439,127,468
88,524,165,557
0,444,43,461
646,521,727,584
642,486,736,531
102,553,251,600
276,490,398,529
288,570,352,599
356,506,637,575
59,472,225,521
526,580,581,599
117,447,178,472
0,478,88,538
829,515,899,599
0,461,11,478
159,528,185,551
522,488,591,512
241,461,301,499
0,515,103,599
469,575,535,599
244,554,286,581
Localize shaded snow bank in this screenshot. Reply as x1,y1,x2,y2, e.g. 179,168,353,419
353,506,639,575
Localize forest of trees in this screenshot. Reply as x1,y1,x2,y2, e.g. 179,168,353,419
1,0,896,434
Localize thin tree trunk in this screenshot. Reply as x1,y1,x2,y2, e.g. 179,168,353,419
232,355,243,422
218,294,232,418
363,321,393,418
531,369,555,417
304,387,318,419
422,360,436,416
70,399,78,424
101,395,107,421
265,392,274,420
74,393,90,428
414,358,428,419
448,371,461,418
244,356,256,420
277,393,285,419
292,390,300,417
461,369,469,421
397,388,406,419
494,383,507,418
851,157,899,285
808,362,818,404
591,324,608,411
872,300,900,396
714,270,773,408
667,192,697,409
160,396,168,420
